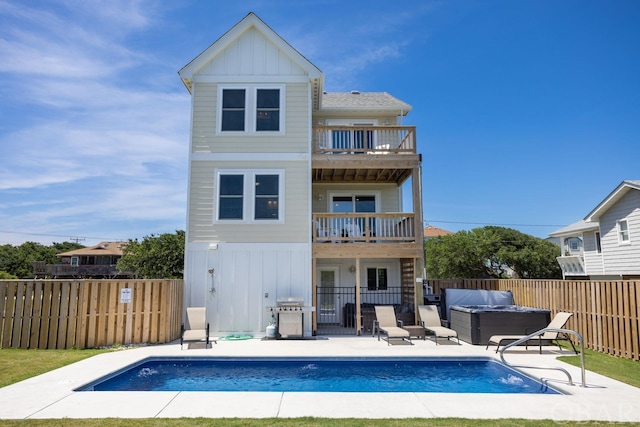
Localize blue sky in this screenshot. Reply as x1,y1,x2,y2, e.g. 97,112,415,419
1,0,639,246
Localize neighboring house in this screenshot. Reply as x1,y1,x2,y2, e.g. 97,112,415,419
549,180,640,279
423,225,453,241
32,241,129,279
178,13,424,336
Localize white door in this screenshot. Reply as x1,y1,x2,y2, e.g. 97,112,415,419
317,268,340,325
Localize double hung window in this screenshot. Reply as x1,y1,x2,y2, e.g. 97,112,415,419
215,170,284,223
617,220,630,244
218,85,284,134
367,267,388,291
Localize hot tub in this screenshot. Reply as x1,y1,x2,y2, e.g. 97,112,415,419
449,305,551,345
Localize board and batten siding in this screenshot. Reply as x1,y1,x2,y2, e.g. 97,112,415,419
188,160,309,243
200,27,308,78
191,82,310,153
582,230,604,275
599,190,640,275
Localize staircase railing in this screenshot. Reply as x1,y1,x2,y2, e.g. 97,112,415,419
499,327,586,387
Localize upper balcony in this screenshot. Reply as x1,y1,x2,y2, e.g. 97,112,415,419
312,125,416,155
312,125,419,185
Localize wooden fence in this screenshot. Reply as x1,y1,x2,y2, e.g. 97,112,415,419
0,280,183,349
426,279,640,361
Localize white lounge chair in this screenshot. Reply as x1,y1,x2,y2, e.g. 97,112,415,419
373,305,412,345
418,305,459,345
486,311,577,353
181,307,213,349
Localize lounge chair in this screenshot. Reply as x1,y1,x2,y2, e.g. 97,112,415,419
181,307,213,349
418,305,460,345
486,311,577,353
373,305,412,345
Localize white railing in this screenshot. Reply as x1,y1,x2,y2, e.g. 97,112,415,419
313,213,415,243
556,256,586,276
312,125,416,154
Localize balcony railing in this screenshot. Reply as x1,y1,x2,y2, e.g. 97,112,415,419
313,213,416,243
313,125,416,154
32,262,129,278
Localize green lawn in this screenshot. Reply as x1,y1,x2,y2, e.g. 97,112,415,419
0,347,638,426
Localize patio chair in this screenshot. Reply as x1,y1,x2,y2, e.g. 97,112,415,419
486,311,577,354
373,305,412,345
418,305,460,345
181,307,213,349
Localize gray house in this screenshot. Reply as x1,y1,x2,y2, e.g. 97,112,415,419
549,180,640,279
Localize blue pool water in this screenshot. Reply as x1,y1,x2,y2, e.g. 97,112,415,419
76,357,560,394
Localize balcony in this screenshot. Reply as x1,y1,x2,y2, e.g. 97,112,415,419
312,126,419,184
556,256,586,277
313,213,416,243
32,261,131,279
313,125,416,155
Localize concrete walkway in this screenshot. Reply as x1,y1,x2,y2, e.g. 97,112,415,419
0,336,639,421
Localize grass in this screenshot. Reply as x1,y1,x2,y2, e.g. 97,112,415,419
1,347,639,426
558,346,640,389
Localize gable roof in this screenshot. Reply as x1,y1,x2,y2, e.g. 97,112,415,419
548,180,640,237
56,242,126,258
584,180,640,221
321,91,412,114
178,12,323,107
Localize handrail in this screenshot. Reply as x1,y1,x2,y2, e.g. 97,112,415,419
499,327,586,387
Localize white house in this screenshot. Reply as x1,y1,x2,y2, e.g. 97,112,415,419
549,180,640,279
178,13,424,337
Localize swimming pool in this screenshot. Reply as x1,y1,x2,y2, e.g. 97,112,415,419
76,357,561,394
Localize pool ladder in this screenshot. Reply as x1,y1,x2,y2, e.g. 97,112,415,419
499,327,586,387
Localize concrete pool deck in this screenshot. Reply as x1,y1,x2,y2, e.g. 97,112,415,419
1,336,639,421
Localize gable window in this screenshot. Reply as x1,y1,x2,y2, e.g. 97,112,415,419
215,170,284,223
367,267,388,291
617,220,630,244
218,85,284,134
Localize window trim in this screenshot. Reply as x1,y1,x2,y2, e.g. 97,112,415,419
214,169,285,224
617,219,630,245
217,84,285,135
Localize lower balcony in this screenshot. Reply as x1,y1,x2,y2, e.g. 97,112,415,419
556,255,586,276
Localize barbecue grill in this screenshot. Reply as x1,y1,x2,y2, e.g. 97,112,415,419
266,297,315,338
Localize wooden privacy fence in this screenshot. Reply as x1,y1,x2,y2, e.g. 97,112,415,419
426,279,640,361
0,280,183,349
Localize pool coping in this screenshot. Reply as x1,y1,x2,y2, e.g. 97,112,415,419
1,336,639,421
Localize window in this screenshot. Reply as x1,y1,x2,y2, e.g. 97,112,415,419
367,267,388,291
71,256,78,266
618,220,630,244
569,238,580,252
219,174,244,219
256,89,280,131
595,232,602,254
254,174,279,220
215,170,284,223
221,89,246,131
218,85,284,134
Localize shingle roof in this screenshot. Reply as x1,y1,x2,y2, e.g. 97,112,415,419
423,225,453,238
548,220,599,238
321,91,412,113
56,242,126,257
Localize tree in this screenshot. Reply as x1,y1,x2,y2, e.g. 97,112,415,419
117,230,185,279
425,226,562,279
0,241,84,278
